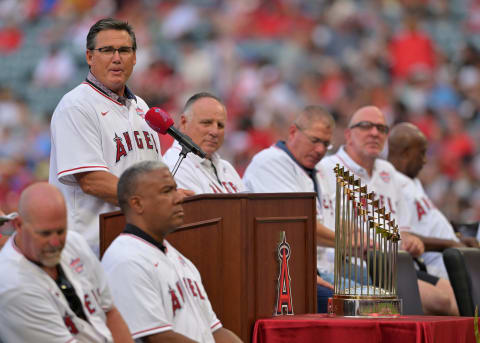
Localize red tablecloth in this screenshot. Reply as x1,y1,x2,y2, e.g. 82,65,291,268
253,314,476,343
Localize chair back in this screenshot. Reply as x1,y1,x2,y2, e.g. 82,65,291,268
443,247,480,316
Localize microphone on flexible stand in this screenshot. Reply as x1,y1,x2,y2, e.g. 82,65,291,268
145,107,206,176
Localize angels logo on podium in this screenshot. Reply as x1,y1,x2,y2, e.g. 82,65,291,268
274,231,294,315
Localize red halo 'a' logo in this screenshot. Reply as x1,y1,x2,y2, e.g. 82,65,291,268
274,231,294,315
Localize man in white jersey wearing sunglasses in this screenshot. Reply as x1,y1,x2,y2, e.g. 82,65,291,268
318,106,458,315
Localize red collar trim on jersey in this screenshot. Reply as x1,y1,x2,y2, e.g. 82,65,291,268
83,82,124,106
85,71,137,105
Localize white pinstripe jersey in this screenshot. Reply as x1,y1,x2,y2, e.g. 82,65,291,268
0,231,114,343
102,232,221,342
49,82,162,255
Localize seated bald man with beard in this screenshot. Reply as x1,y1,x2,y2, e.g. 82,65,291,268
0,183,132,343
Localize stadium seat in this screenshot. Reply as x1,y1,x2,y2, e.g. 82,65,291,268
443,247,480,316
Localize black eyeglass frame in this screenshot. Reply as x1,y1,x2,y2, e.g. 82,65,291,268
89,46,135,55
349,121,390,134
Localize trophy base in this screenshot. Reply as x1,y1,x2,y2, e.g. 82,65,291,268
328,296,402,317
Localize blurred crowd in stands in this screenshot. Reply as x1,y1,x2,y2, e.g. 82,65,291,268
0,0,479,224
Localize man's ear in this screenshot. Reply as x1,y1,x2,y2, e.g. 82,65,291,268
12,217,23,234
128,196,144,214
86,50,93,68
344,128,352,144
287,124,297,141
179,115,187,131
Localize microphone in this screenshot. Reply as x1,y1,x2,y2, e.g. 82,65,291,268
145,107,206,159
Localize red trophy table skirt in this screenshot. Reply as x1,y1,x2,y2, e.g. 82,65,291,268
252,314,476,343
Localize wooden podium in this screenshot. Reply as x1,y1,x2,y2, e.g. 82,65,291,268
99,193,317,343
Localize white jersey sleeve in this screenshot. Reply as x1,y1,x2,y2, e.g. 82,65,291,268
243,146,313,193
51,102,108,185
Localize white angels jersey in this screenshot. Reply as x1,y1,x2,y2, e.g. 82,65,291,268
395,171,459,279
0,231,114,343
242,144,323,219
164,140,245,194
102,231,221,342
49,82,162,255
318,146,410,230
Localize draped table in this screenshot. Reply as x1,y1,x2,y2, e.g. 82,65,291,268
252,314,476,343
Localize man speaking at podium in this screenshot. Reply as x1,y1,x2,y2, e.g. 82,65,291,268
102,161,242,343
49,18,163,256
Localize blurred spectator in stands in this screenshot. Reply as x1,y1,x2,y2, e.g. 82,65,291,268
389,12,435,81
33,46,76,88
0,0,479,225
0,21,23,54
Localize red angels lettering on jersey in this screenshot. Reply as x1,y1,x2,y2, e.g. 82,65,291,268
169,286,182,316
356,193,396,214
194,281,205,300
181,277,208,301
209,184,222,193
115,130,159,162
143,131,154,149
114,134,127,162
63,313,79,334
187,278,198,296
176,281,185,302
222,181,239,193
134,131,144,149
123,132,133,151
84,293,96,314
415,197,434,221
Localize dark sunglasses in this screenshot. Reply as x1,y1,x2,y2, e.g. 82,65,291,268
349,121,389,134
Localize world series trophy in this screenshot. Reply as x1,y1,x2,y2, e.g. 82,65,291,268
328,165,402,317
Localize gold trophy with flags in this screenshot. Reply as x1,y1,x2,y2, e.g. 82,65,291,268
328,165,402,317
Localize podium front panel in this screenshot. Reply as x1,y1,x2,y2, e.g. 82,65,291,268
252,217,311,317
